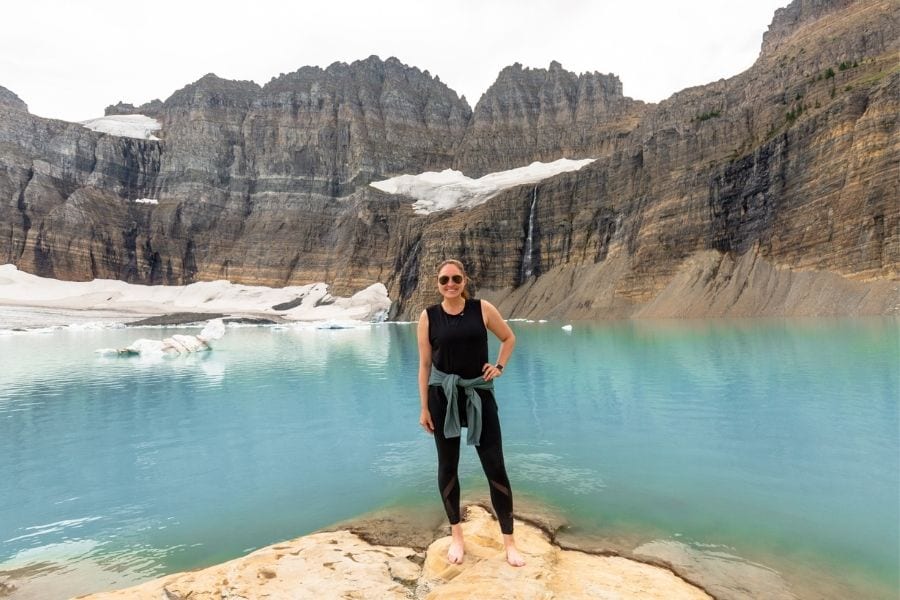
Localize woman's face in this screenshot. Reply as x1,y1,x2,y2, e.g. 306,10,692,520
437,265,466,300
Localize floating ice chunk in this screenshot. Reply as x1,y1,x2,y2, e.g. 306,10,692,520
199,318,225,341
100,318,225,356
561,324,573,332
79,114,161,140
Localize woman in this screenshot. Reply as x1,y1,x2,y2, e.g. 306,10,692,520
417,259,525,567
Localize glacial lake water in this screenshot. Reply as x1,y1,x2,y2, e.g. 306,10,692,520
0,317,897,599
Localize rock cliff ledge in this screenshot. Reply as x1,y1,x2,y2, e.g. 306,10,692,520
76,506,710,600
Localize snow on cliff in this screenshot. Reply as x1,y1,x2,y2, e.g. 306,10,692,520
79,115,161,140
370,158,595,213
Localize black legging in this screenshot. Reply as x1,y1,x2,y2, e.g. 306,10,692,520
428,385,514,534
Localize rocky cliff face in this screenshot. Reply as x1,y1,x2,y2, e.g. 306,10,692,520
0,89,162,281
0,0,896,318
452,61,647,177
400,0,897,318
109,57,472,198
0,57,468,289
0,85,27,112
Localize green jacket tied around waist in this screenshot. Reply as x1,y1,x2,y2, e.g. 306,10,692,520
428,366,494,446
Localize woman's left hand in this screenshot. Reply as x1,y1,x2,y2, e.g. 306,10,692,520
482,363,502,381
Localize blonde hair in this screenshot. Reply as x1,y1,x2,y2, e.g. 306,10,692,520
436,259,470,300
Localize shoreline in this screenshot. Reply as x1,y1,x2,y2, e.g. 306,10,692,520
2,264,897,332
72,503,716,600
333,500,718,596
2,301,896,335
1,495,895,600
0,306,290,332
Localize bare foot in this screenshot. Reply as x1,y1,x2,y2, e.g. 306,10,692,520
448,524,465,564
503,534,526,567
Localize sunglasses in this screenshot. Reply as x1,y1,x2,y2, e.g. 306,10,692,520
438,274,464,285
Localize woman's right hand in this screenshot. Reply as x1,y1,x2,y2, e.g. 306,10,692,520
420,409,435,434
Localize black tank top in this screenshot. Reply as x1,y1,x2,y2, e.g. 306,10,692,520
427,299,489,379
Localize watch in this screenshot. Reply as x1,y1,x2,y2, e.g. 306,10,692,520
495,364,504,371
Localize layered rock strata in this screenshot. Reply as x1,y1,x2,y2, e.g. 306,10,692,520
0,0,896,319
452,61,647,176
76,506,712,600
106,56,472,199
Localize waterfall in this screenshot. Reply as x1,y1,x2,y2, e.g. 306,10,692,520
521,186,537,281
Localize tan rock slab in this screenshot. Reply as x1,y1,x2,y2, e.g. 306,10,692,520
79,505,712,600
421,506,711,600
77,530,419,600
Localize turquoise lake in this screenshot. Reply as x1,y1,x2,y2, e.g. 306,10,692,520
1,318,898,599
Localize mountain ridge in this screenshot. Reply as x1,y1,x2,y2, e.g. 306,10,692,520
0,0,896,319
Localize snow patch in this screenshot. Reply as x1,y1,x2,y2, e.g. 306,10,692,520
370,158,595,214
0,264,392,326
134,198,158,205
79,114,161,140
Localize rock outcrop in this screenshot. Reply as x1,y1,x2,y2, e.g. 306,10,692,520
0,85,27,112
0,0,896,319
76,506,712,600
104,99,165,118
452,61,647,176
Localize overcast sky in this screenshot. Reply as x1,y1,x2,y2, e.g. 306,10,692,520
2,0,788,123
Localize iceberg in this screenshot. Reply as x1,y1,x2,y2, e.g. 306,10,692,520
97,319,225,356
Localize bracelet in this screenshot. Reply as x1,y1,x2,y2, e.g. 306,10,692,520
495,364,504,371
